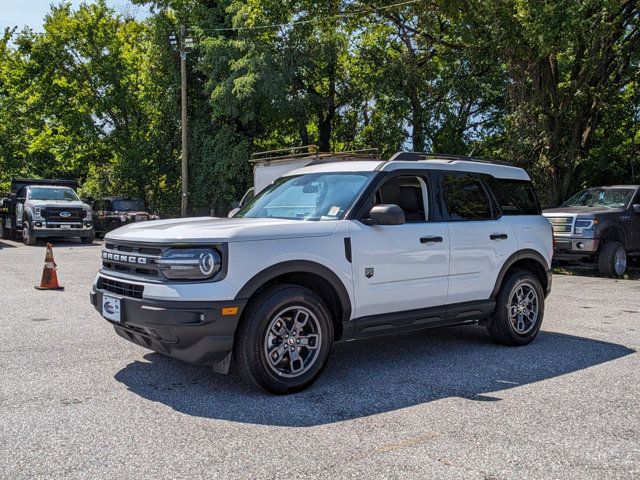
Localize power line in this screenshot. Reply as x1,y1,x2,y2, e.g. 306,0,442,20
198,0,424,33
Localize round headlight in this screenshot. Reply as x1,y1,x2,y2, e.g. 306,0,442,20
199,252,217,276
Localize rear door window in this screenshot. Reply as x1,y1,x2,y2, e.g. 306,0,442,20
441,173,493,221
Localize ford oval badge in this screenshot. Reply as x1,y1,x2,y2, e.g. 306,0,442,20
59,212,71,218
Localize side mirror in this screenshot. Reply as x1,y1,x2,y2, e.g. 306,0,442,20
633,204,640,214
228,207,240,218
364,204,405,226
85,196,94,204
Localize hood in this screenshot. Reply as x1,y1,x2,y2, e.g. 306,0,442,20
543,206,625,216
116,210,149,216
27,199,89,209
105,216,340,243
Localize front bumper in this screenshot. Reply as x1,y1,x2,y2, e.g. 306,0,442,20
90,287,246,366
553,236,599,256
32,221,93,238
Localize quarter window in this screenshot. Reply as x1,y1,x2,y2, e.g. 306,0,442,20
485,178,540,215
442,173,493,221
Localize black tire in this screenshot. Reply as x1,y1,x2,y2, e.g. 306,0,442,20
233,284,334,394
597,241,626,277
22,222,36,246
488,269,545,346
81,231,95,244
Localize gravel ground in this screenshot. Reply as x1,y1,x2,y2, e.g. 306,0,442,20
1,238,639,479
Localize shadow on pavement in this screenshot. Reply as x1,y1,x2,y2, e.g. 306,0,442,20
114,327,634,426
0,241,17,249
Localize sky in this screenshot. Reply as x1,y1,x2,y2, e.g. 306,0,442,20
1,0,150,32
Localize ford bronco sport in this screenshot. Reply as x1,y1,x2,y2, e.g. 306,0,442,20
90,152,553,394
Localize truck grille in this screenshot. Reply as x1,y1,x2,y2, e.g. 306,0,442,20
42,208,85,222
97,277,144,299
547,216,574,234
102,241,166,277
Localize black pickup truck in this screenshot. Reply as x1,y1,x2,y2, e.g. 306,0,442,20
543,185,640,277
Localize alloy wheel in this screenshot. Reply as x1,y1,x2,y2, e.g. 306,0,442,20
614,247,627,276
263,306,322,378
508,282,539,335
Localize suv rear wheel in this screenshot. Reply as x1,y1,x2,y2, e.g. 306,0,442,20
488,269,545,346
234,284,334,394
597,241,626,277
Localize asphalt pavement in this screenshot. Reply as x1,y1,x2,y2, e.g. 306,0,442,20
1,238,639,479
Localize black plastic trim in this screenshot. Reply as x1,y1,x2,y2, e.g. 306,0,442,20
347,299,495,339
234,260,352,322
490,249,551,299
91,288,247,366
344,237,352,263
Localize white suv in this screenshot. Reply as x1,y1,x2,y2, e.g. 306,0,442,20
90,153,553,393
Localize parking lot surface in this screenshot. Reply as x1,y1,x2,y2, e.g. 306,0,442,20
1,238,639,479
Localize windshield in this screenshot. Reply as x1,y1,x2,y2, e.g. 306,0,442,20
28,187,79,202
235,172,374,221
562,188,635,208
112,199,146,211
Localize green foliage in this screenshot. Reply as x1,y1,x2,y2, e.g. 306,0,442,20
0,0,638,210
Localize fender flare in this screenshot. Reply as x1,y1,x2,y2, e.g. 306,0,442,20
490,249,550,299
234,260,352,322
598,221,628,249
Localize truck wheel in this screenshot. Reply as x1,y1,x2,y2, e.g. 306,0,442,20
488,269,545,346
81,232,95,244
598,241,626,277
234,284,334,394
22,222,36,246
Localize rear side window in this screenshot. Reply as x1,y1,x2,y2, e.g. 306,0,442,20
441,173,493,221
486,178,540,215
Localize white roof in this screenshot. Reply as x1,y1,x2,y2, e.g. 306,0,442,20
287,158,530,181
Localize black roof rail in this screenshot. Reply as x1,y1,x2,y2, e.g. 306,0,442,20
388,152,514,167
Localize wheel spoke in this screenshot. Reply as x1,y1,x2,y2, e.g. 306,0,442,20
270,318,287,338
298,334,319,350
268,343,288,364
292,310,309,332
288,349,304,374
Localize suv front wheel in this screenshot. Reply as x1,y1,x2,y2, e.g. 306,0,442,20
488,269,545,346
234,284,334,394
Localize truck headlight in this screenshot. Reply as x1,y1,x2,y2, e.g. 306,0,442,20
157,248,221,280
84,208,92,220
574,218,597,234
34,207,43,219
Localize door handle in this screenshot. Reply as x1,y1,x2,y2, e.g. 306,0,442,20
490,233,508,240
420,236,443,244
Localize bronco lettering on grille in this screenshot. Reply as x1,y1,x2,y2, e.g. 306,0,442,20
102,251,148,264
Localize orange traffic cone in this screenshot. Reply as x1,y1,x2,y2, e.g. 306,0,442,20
35,243,64,291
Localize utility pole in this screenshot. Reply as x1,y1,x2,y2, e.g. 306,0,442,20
169,27,193,217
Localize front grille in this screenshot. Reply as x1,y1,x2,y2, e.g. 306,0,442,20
97,277,144,299
42,208,85,222
102,242,165,277
547,216,574,234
